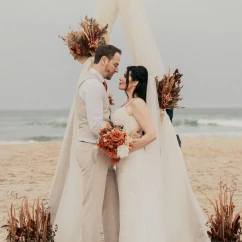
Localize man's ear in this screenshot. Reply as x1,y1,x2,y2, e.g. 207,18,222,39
101,56,108,65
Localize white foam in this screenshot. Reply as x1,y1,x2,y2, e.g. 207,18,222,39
198,119,242,128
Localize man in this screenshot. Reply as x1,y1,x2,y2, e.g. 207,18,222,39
76,44,121,242
166,109,181,147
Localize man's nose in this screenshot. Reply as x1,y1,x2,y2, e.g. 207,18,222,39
115,67,119,73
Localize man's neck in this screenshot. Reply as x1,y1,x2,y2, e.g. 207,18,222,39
92,65,105,79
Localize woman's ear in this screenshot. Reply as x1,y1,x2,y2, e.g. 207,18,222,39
133,81,139,87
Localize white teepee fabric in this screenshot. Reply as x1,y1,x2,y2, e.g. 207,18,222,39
117,0,209,241
50,0,209,241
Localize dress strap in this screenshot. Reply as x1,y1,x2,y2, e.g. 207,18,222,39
124,98,135,108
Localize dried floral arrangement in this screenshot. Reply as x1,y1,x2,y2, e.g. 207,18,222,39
2,198,57,242
59,16,108,63
156,68,183,109
199,178,242,242
96,123,133,165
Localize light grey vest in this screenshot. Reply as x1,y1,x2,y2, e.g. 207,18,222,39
75,71,110,140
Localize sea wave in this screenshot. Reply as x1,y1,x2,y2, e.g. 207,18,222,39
26,119,67,128
25,135,63,142
173,118,242,128
0,135,63,144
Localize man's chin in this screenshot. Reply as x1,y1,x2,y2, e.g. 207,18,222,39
106,76,113,80
106,72,115,80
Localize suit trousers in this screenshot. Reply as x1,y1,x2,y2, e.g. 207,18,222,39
76,142,119,242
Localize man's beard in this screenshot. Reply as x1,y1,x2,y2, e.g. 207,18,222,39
105,73,113,80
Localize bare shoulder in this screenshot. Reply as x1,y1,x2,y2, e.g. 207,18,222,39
130,98,147,109
128,98,148,116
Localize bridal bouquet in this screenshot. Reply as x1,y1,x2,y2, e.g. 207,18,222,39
96,124,133,164
59,16,108,63
156,68,183,109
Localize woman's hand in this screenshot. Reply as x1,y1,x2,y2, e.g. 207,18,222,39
128,98,156,152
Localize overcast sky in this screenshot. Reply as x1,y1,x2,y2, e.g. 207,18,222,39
0,0,241,110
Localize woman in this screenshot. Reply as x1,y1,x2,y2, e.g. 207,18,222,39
111,65,165,241
111,65,209,242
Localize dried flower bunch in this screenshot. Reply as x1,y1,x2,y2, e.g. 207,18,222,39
59,16,108,63
2,198,57,242
96,123,133,165
156,68,183,109
199,178,242,242
108,94,115,106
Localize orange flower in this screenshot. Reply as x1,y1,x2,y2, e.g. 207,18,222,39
110,130,125,143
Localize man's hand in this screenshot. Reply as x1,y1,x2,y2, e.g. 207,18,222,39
129,130,142,140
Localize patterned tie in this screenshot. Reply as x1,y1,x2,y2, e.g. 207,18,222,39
103,81,108,91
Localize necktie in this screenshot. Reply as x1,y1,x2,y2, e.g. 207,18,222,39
103,81,108,91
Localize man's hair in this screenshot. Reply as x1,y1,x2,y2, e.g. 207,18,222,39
94,44,122,64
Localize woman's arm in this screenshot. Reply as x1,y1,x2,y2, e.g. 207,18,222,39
128,98,156,152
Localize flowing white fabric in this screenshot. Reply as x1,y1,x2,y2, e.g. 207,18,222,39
118,0,210,241
49,0,119,241
50,0,210,240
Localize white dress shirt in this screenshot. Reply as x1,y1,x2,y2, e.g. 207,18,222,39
78,68,107,143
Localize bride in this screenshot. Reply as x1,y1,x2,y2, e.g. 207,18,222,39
111,65,209,241
112,65,166,241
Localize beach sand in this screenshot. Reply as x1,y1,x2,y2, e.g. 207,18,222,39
1,137,242,241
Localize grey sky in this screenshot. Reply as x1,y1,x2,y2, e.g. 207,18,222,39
0,0,241,110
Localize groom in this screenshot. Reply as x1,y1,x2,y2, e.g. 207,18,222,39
76,44,121,242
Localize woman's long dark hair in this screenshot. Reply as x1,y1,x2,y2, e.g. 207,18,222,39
125,66,148,102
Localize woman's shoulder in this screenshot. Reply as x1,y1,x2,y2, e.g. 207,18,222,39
131,97,146,105
131,97,147,107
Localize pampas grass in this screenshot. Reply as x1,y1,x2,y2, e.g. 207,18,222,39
59,16,108,63
2,198,57,242
156,68,183,109
199,178,242,242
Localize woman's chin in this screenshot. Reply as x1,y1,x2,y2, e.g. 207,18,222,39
118,86,125,90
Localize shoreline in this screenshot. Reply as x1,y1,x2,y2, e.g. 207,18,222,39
0,135,242,145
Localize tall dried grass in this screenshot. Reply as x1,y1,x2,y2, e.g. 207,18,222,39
199,178,242,242
2,198,57,242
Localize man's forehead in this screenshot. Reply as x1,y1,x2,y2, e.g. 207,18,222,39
113,53,121,61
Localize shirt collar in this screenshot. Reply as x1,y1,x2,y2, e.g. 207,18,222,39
90,68,105,83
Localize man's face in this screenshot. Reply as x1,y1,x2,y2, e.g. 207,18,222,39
104,52,120,80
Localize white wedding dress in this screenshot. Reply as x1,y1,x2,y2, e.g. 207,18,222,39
111,98,209,242
111,100,166,242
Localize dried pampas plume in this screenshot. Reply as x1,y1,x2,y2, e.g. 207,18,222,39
156,68,183,109
59,16,108,63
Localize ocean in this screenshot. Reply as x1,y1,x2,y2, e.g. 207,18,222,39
0,108,242,144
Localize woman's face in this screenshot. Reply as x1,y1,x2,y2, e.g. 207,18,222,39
119,70,137,91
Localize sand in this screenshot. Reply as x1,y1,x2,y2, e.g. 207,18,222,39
0,137,242,241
